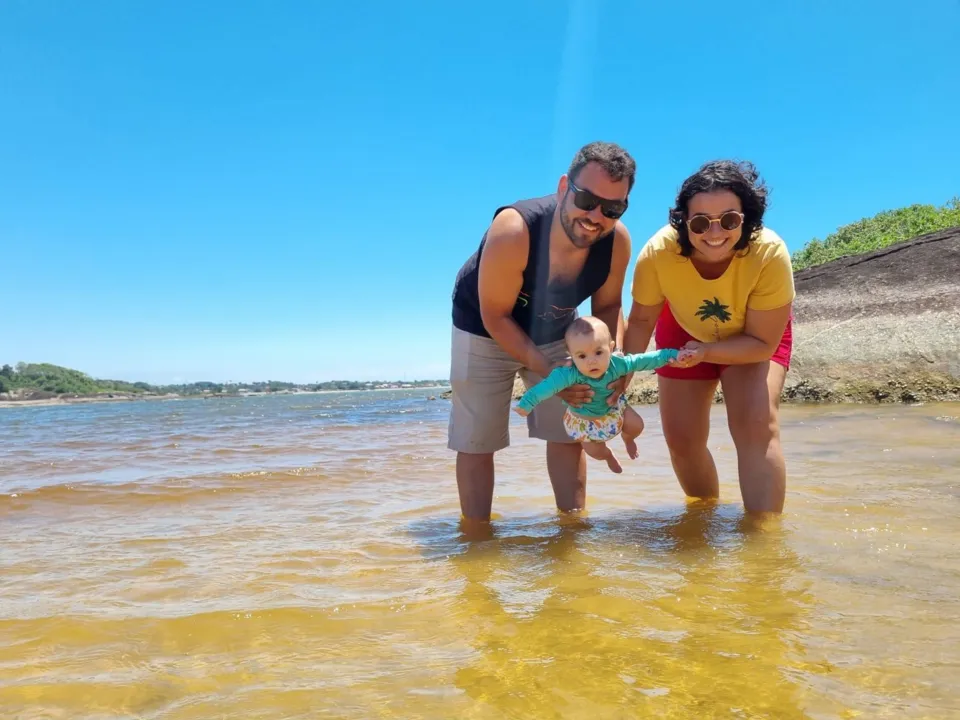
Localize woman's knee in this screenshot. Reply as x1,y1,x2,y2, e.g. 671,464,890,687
661,417,708,456
721,363,785,452
658,377,716,457
728,406,780,451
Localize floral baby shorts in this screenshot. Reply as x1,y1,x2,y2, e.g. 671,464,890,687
562,393,627,443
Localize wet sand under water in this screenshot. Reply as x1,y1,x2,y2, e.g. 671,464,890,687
1,392,959,718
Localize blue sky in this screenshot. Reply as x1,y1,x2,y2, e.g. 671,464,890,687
2,1,957,384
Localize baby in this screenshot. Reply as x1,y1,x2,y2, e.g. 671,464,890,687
514,316,692,473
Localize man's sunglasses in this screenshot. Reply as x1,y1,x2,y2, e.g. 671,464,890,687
568,181,628,220
686,211,744,235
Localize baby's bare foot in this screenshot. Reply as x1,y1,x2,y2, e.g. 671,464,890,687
623,435,639,460
606,452,623,473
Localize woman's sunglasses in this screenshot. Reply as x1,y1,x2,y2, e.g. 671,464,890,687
686,211,744,235
568,181,628,220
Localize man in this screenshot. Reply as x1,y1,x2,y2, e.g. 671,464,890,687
448,141,637,522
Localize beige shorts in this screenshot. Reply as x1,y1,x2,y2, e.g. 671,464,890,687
447,326,575,454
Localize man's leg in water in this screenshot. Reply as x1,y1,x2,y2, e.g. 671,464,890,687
448,327,521,522
546,441,588,510
455,452,496,521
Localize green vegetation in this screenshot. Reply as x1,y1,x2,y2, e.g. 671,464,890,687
0,362,148,396
0,362,447,400
791,198,960,271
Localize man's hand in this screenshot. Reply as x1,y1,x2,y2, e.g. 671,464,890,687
513,405,530,417
671,341,706,368
606,374,629,406
557,382,593,408
545,356,593,408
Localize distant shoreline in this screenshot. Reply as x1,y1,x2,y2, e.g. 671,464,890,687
0,385,450,410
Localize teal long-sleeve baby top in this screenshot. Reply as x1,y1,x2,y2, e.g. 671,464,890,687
516,348,679,418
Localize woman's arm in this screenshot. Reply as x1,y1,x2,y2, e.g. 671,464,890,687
620,231,672,377
690,302,792,364
623,300,663,356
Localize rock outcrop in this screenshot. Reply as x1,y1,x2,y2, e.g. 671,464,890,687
780,225,960,403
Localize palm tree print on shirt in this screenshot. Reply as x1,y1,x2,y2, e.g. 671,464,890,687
696,297,732,340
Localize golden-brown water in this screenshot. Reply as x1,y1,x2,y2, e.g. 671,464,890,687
2,390,959,718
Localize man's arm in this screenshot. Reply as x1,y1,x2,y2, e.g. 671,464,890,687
590,222,632,348
478,209,553,377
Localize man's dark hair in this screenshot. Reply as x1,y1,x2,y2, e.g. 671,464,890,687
668,159,769,257
568,141,637,193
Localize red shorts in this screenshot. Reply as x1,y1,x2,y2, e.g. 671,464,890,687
654,303,793,380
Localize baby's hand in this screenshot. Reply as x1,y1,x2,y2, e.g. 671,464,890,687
513,405,530,417
673,342,706,367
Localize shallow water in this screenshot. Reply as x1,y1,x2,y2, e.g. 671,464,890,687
2,391,959,718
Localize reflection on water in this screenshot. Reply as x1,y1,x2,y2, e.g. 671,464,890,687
434,505,815,718
1,392,958,718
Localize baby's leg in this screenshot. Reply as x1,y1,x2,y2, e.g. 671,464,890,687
621,406,645,460
582,440,622,473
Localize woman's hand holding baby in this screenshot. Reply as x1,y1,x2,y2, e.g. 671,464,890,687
671,343,706,368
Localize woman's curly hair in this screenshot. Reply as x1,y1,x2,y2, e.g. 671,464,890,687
668,160,769,257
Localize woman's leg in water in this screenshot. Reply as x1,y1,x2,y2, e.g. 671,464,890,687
658,375,720,499
720,361,788,514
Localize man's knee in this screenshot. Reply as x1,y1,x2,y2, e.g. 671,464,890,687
546,440,585,469
456,450,496,478
456,450,495,462
546,440,583,455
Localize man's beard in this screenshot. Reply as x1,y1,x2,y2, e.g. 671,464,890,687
560,207,606,249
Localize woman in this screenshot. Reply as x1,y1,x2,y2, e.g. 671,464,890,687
624,160,795,514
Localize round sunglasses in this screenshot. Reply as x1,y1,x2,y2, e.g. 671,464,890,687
686,211,744,235
568,181,628,220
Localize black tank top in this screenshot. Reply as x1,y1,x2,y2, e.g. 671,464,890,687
451,195,616,345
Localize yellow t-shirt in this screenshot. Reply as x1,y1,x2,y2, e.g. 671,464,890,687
631,225,795,342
